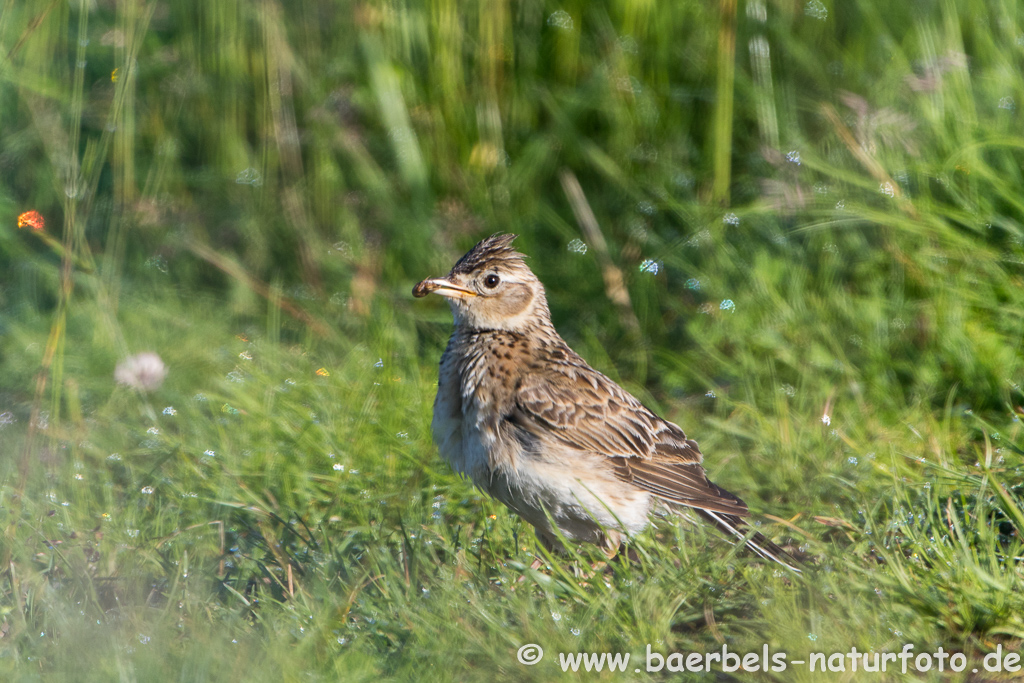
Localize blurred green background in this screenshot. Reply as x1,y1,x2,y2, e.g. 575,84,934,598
2,0,1024,680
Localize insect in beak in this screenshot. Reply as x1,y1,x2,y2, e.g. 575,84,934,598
412,278,478,299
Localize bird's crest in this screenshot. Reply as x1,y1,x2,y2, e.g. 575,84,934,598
450,234,525,275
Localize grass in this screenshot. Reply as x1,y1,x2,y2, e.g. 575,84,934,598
2,0,1024,679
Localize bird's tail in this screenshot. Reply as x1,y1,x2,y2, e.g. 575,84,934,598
697,509,802,574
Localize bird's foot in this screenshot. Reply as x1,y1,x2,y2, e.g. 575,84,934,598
514,557,546,587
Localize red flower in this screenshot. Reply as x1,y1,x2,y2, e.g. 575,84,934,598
17,210,45,231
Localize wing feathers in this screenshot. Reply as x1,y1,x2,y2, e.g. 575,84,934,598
500,342,799,572
699,510,802,573
617,459,749,516
513,362,748,515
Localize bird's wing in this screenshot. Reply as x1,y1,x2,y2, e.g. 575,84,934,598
512,365,749,516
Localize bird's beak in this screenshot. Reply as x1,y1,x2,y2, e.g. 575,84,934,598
412,277,478,299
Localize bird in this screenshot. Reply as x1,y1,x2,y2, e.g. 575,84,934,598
413,233,800,572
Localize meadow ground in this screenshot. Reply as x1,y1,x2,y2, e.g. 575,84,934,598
2,0,1024,680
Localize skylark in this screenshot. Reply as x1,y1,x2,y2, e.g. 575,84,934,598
414,234,799,572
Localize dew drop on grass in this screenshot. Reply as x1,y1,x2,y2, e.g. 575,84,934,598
162,406,176,415
705,390,716,398
804,0,827,19
546,10,574,30
672,172,694,190
639,259,660,274
786,150,801,164
374,358,384,368
685,278,700,290
333,463,343,471
235,167,262,186
686,229,711,247
720,299,735,312
848,456,858,465
567,238,587,254
880,182,895,197
999,96,1016,110
822,414,831,426
808,633,818,641
140,486,154,494
723,212,740,226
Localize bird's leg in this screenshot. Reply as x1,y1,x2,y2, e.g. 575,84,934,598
602,530,622,560
574,531,624,581
535,528,562,554
520,529,621,582
584,530,622,576
516,529,558,584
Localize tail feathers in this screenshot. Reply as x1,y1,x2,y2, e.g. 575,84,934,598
698,509,802,574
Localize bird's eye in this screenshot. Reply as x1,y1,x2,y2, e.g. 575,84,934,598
483,274,500,289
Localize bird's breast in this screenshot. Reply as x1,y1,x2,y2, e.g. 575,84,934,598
432,336,523,485
431,351,469,472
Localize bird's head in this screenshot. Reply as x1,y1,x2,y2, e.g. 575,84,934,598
413,234,550,332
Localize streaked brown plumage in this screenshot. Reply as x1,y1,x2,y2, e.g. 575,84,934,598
414,234,799,571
